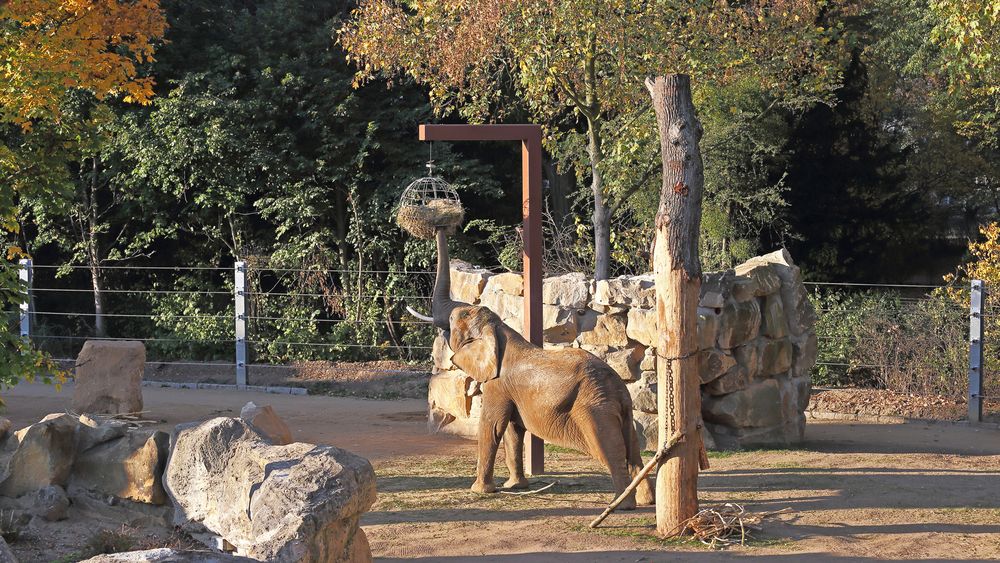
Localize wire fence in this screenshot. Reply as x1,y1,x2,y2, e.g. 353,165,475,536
5,261,993,421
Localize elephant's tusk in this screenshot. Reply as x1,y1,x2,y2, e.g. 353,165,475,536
405,305,435,322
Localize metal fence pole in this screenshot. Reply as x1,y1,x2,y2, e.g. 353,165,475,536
19,258,32,340
235,261,248,389
969,279,985,423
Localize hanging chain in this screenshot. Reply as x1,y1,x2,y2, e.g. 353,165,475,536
657,348,697,440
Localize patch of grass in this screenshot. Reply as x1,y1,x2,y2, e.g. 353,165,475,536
545,444,583,455
0,509,27,543
569,520,703,549
85,527,136,556
707,450,738,459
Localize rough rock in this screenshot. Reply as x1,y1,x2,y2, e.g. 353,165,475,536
578,312,629,348
625,307,657,347
0,413,77,497
542,306,579,344
72,429,170,505
32,484,69,521
755,249,817,336
431,334,454,373
0,537,15,563
239,402,293,445
632,411,658,452
76,415,128,452
80,549,255,562
542,273,590,308
734,262,782,297
428,371,473,422
730,278,758,303
593,275,655,309
72,340,145,415
702,379,783,428
792,333,818,378
698,311,719,350
639,347,656,371
699,290,725,309
481,272,523,298
165,418,376,563
699,349,737,384
760,338,792,376
717,300,761,349
700,424,717,451
761,295,788,339
706,417,804,450
0,418,10,443
449,260,491,304
627,380,658,414
704,365,750,396
605,346,645,382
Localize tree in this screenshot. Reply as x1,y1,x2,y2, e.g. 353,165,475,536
341,0,853,279
0,0,166,392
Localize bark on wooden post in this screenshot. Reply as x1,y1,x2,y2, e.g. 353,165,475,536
646,74,704,537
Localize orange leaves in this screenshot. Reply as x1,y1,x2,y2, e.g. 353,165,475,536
0,0,167,125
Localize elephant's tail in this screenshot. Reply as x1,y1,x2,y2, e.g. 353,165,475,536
621,403,644,469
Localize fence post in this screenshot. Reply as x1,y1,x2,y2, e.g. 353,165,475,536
234,261,248,389
19,258,32,340
968,279,985,423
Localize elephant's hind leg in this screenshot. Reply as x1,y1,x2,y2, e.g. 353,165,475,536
502,423,529,489
623,409,654,505
579,413,637,510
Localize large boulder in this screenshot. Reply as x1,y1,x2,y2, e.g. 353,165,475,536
449,260,491,304
165,417,376,562
71,428,170,505
72,340,145,415
239,402,293,445
0,413,77,497
0,537,16,563
32,484,69,521
542,273,590,308
0,418,11,443
81,549,255,562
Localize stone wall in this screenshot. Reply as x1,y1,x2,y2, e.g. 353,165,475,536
428,249,818,450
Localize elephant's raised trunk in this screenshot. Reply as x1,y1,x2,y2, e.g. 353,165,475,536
432,227,465,331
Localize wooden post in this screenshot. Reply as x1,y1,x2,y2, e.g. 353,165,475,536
645,74,704,537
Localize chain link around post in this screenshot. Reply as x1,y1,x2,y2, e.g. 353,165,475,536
657,349,698,440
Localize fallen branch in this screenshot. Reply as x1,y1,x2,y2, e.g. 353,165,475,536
589,432,685,528
499,481,556,496
679,503,793,548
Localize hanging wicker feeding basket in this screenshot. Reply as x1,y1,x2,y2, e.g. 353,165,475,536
396,162,465,240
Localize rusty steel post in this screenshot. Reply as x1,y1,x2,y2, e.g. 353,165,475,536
419,124,545,474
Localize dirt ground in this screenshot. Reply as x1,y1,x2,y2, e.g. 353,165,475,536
3,382,1000,562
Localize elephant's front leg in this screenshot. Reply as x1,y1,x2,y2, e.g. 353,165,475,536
472,383,513,494
502,421,529,489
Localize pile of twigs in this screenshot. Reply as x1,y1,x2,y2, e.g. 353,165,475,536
679,503,792,548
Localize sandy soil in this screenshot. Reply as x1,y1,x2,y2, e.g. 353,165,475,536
3,382,1000,561
809,387,1000,422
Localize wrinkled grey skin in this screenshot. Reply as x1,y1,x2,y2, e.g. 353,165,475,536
430,229,653,508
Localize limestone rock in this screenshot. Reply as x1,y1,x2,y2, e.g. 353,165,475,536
734,261,782,297
702,379,783,429
699,290,725,309
72,340,145,415
481,272,523,298
0,413,77,497
72,429,170,505
760,338,793,376
542,273,590,308
578,312,629,348
699,349,736,384
593,275,655,309
625,307,657,347
449,260,491,304
431,334,454,372
428,370,473,422
792,333,818,377
0,537,15,563
697,311,719,350
699,272,733,308
33,484,69,521
756,249,817,336
717,300,760,349
165,418,376,563
762,295,788,339
700,424,717,451
76,415,129,452
605,346,645,382
80,549,255,562
0,418,10,443
627,380,657,414
632,411,658,452
239,402,293,446
730,278,757,303
703,365,750,396
542,306,579,344
706,417,804,450
639,347,656,371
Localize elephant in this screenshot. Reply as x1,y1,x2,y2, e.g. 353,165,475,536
422,228,654,508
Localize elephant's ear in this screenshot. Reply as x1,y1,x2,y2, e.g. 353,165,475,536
452,323,500,383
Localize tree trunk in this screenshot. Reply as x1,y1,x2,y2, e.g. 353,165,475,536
646,74,704,538
87,157,106,338
587,116,611,281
